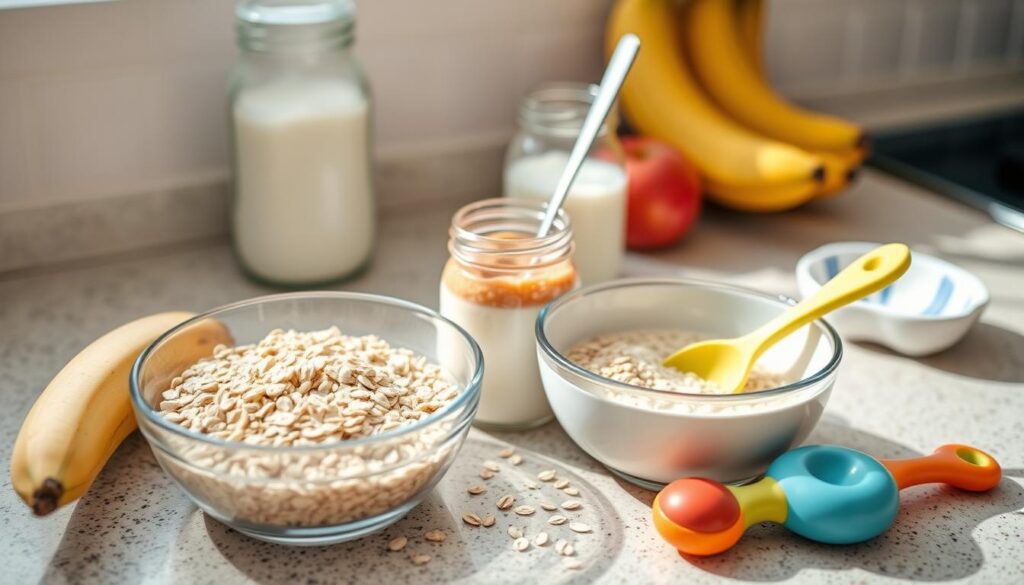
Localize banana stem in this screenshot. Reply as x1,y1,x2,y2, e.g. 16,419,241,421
32,478,63,516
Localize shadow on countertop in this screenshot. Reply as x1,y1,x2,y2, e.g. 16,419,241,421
196,433,624,585
43,431,624,585
855,322,1024,384
199,492,489,585
40,436,197,584
677,419,1024,582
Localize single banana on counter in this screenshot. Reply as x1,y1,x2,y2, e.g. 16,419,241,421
11,312,232,515
607,0,824,191
683,0,864,153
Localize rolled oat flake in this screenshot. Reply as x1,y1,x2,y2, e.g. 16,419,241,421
387,536,407,552
412,553,431,566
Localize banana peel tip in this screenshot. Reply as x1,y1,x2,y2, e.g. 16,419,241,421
31,478,63,516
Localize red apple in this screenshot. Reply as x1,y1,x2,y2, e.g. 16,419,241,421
622,136,702,249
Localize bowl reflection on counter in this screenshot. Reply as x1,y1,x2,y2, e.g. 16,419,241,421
130,292,482,546
536,278,842,490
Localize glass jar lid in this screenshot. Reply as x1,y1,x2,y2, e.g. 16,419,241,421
518,82,613,139
448,198,574,272
236,0,353,25
236,0,355,52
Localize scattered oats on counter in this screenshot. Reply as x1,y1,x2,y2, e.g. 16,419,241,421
567,329,788,394
514,505,536,516
411,553,432,566
555,539,573,556
435,447,597,571
386,536,408,552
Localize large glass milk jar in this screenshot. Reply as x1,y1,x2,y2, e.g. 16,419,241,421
230,0,374,286
504,82,628,285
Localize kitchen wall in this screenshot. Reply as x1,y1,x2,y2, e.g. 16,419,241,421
765,0,1024,96
0,0,1022,272
0,0,612,214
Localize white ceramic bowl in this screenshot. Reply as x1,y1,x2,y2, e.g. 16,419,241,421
796,242,989,356
535,278,841,489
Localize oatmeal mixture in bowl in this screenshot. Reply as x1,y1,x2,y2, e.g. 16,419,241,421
535,277,842,486
567,329,787,394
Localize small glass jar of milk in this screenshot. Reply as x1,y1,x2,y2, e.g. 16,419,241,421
230,0,374,286
504,83,628,285
439,199,577,430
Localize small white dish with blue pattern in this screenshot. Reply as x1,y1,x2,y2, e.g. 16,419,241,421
796,242,988,356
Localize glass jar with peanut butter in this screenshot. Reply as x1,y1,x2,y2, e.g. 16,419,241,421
439,199,577,430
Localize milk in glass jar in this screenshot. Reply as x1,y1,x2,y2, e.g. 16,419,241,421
230,0,374,286
504,83,627,285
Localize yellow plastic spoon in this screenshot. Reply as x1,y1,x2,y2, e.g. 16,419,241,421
663,243,912,394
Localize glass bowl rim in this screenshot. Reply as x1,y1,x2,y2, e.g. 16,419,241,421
535,277,843,402
129,291,484,453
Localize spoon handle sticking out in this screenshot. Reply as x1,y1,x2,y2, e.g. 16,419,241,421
744,243,911,357
536,33,640,237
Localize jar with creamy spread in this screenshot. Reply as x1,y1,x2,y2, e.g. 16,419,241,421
439,199,577,430
504,82,628,285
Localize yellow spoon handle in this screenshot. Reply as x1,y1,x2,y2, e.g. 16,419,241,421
744,243,911,358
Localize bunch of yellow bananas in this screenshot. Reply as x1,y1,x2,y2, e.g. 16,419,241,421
608,0,867,212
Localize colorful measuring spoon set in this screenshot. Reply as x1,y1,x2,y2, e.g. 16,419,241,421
652,444,1001,556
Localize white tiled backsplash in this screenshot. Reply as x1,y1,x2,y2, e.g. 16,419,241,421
765,0,1024,95
0,0,1021,269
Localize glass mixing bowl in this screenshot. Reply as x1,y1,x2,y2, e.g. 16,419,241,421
130,292,482,545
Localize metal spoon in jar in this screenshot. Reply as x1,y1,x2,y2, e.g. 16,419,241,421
536,34,640,237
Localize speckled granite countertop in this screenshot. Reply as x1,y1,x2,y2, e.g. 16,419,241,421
2,171,1023,584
